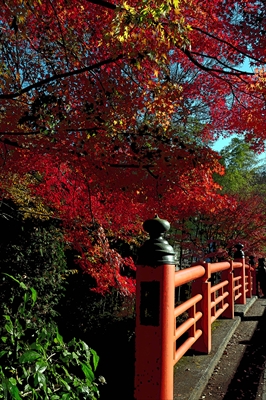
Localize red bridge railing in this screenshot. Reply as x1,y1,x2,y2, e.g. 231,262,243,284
134,216,257,400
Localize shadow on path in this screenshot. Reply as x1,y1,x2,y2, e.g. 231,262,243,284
223,304,266,399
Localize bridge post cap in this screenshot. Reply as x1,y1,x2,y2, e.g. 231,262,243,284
143,214,170,237
234,243,245,259
249,255,255,266
137,215,176,266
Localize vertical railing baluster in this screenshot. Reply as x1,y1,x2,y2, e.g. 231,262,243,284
234,243,246,305
191,262,212,354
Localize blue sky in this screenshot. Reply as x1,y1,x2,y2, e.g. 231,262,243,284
209,59,266,164
211,136,235,153
211,135,266,166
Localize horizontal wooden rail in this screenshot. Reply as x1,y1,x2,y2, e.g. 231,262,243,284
211,303,229,323
173,259,254,361
232,262,243,269
135,253,256,399
211,280,228,293
211,292,229,308
210,261,230,274
174,329,202,365
174,265,205,287
135,217,259,400
174,294,203,318
174,312,202,341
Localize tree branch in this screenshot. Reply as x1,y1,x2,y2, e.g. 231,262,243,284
187,50,254,77
0,55,123,99
191,26,266,66
182,48,252,77
85,0,116,10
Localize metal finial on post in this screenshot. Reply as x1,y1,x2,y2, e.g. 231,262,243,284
135,216,175,399
234,243,245,259
137,215,176,266
249,255,255,266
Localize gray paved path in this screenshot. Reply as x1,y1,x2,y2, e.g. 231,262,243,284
174,297,264,400
200,297,266,400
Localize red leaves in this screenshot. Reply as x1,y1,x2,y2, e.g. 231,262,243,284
1,0,266,292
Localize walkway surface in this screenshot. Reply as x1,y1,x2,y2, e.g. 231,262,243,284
174,296,266,400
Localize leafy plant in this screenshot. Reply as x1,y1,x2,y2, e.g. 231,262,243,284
0,275,104,399
0,209,68,330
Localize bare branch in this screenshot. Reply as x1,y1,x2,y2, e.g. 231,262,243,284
188,50,254,77
182,48,253,77
0,55,123,99
191,26,266,66
85,0,116,10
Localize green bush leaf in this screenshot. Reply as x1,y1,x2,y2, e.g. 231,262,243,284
5,321,14,335
23,292,30,306
0,275,101,399
8,383,22,400
2,273,27,290
59,377,71,391
30,287,37,305
35,360,47,373
55,329,63,345
36,371,46,389
0,350,7,358
61,394,71,400
19,350,41,363
90,349,99,371
81,362,94,383
8,377,17,385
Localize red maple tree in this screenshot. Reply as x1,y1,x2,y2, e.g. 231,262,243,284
0,0,265,292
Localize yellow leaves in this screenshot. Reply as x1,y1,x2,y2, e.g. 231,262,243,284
117,25,129,42
122,2,136,13
113,120,123,125
167,0,180,10
61,269,79,279
109,0,190,52
1,173,52,220
135,60,141,70
251,67,266,94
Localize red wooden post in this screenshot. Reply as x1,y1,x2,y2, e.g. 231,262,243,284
221,259,234,319
135,216,176,400
191,262,211,354
234,244,246,305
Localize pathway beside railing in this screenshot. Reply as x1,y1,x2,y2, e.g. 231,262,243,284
134,216,257,400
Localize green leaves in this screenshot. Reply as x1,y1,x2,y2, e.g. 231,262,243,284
0,278,102,399
81,362,95,383
2,273,27,290
34,370,46,390
3,378,23,400
91,348,100,371
19,350,41,363
30,287,37,306
35,360,48,374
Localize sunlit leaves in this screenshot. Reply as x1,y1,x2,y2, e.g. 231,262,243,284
1,0,266,292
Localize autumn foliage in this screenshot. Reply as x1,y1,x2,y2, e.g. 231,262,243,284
1,0,266,293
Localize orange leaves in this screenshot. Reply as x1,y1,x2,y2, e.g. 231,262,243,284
1,0,266,292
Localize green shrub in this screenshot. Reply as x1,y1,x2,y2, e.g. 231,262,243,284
0,275,104,400
0,218,68,329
